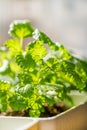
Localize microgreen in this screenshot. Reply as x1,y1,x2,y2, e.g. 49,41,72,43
0,20,87,117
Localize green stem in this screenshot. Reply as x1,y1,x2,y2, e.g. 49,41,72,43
20,37,23,49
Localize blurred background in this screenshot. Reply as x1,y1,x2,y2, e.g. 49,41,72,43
0,0,87,58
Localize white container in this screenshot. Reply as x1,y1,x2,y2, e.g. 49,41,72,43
38,92,87,130
38,103,87,130
0,116,39,130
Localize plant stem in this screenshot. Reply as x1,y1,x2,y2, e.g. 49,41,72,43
20,37,23,49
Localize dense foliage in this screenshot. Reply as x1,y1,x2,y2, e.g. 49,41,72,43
0,20,87,117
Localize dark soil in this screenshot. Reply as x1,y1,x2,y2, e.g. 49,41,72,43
40,102,68,117
0,102,68,117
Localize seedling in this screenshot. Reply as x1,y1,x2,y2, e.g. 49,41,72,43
0,20,87,117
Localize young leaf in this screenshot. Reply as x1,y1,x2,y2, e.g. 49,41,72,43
5,39,23,57
8,20,34,38
28,40,47,62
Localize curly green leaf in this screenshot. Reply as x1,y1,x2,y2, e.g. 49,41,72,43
8,20,34,38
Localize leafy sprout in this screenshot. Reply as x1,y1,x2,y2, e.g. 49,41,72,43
0,20,87,117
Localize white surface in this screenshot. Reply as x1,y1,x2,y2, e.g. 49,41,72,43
0,116,38,130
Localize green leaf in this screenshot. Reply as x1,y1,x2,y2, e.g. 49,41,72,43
5,39,22,57
57,43,72,60
10,61,22,74
16,52,36,70
0,80,11,91
53,60,86,90
8,20,34,38
0,80,11,112
17,73,33,86
9,93,28,111
29,109,41,117
16,84,34,98
27,40,47,62
28,91,45,117
75,58,87,81
15,85,46,117
33,29,58,50
45,96,56,106
0,91,8,112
